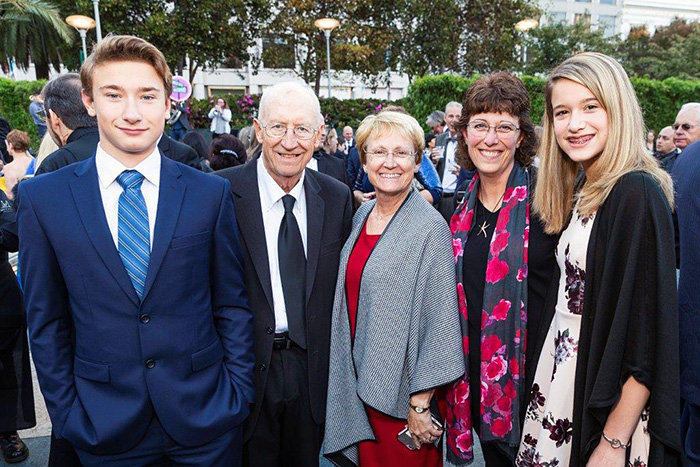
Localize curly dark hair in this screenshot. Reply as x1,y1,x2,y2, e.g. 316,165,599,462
454,72,537,170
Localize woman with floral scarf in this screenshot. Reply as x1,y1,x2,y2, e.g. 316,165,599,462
445,72,559,465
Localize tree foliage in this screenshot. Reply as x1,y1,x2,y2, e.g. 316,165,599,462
0,0,72,79
52,0,268,81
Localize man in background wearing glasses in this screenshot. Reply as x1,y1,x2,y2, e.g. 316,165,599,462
216,81,353,467
673,102,700,152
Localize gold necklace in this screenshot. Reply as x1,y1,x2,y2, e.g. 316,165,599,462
477,190,505,237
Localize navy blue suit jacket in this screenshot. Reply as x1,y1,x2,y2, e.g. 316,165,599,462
17,155,255,455
673,140,700,405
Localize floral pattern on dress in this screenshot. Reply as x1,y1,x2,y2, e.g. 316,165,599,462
563,244,585,315
551,329,578,381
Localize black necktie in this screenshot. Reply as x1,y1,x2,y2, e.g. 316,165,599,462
278,195,307,348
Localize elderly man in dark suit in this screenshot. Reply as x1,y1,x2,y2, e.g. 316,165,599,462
433,101,462,221
673,140,700,466
217,81,353,467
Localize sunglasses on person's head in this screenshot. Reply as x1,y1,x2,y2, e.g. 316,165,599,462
672,123,696,132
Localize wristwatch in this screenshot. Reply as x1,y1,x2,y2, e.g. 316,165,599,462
410,404,429,414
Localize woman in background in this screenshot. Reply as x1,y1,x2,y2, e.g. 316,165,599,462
208,97,232,139
209,134,247,170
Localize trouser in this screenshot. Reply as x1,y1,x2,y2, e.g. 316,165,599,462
244,344,323,467
438,192,456,222
682,399,700,466
75,415,243,467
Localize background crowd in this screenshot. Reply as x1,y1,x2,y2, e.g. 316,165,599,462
0,33,699,467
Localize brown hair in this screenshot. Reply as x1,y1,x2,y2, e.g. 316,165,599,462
80,35,172,98
454,72,536,170
6,130,31,153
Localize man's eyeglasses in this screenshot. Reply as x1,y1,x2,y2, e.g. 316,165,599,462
365,149,415,161
263,123,317,140
673,123,696,132
466,121,520,137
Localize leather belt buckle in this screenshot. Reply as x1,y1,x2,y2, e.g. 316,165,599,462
273,332,292,350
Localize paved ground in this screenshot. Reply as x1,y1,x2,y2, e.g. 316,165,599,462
3,353,485,466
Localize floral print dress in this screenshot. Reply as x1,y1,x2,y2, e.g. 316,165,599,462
516,206,651,466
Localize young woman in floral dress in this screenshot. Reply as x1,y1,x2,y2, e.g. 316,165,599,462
517,53,683,466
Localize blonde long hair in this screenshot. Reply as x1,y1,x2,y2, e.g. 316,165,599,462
534,52,674,234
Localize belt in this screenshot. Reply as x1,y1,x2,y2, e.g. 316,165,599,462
442,192,455,198
273,332,293,350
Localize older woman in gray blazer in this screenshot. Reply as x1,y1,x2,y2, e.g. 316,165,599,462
324,110,465,466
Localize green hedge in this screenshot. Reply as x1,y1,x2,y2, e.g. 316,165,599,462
3,75,699,151
402,74,700,132
0,78,46,150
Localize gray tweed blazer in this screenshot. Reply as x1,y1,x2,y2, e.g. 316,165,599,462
324,189,466,464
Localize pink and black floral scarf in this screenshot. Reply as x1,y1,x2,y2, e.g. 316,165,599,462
445,164,530,464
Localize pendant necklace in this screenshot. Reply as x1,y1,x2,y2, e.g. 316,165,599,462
477,190,505,238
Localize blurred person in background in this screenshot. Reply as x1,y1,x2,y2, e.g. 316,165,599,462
2,130,36,200
35,133,59,169
29,90,46,139
209,97,232,139
655,126,680,173
181,131,213,172
425,110,446,136
673,102,700,152
209,134,247,170
168,99,191,141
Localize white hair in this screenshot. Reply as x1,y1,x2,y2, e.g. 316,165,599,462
445,101,462,112
258,81,322,125
678,102,700,123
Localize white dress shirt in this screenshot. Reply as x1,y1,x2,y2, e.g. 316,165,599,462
306,156,318,171
257,158,308,333
442,135,458,193
95,143,161,251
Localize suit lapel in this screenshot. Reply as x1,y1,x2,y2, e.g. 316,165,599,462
304,171,324,305
69,158,140,306
231,162,275,313
141,157,185,302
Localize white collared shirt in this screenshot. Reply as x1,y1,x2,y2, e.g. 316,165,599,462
95,143,161,250
257,157,308,333
442,133,458,193
306,156,318,171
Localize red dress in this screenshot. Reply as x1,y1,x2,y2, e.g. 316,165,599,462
345,223,442,466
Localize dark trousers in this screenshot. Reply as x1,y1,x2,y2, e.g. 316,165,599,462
682,399,700,466
49,429,82,467
244,346,322,467
438,192,456,222
169,127,186,142
74,415,243,467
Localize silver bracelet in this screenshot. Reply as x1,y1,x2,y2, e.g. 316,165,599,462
602,432,631,449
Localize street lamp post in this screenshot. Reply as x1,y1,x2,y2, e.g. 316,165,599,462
515,18,539,66
66,15,96,62
314,18,340,98
92,0,102,42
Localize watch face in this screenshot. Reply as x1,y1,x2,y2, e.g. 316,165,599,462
414,406,426,413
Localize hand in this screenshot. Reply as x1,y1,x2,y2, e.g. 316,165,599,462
430,147,443,163
361,192,376,203
586,439,626,467
407,409,442,450
450,163,461,175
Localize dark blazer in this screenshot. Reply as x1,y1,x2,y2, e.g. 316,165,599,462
434,131,453,182
36,130,204,174
216,161,353,440
36,127,100,175
315,150,350,188
673,141,700,407
345,147,361,190
18,156,255,455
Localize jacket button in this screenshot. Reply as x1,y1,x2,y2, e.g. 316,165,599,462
266,327,273,334
258,364,266,371
140,314,150,324
145,359,156,369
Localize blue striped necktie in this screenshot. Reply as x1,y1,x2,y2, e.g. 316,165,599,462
117,170,150,300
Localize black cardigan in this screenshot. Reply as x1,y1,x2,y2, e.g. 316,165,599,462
526,171,683,466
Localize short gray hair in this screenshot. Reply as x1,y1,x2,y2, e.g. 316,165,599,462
258,81,322,126
426,110,445,127
679,102,700,123
41,73,97,130
445,101,462,112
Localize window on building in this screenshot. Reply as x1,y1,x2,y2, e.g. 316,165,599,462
599,0,616,4
261,35,295,69
550,12,567,24
598,15,616,36
574,0,591,4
